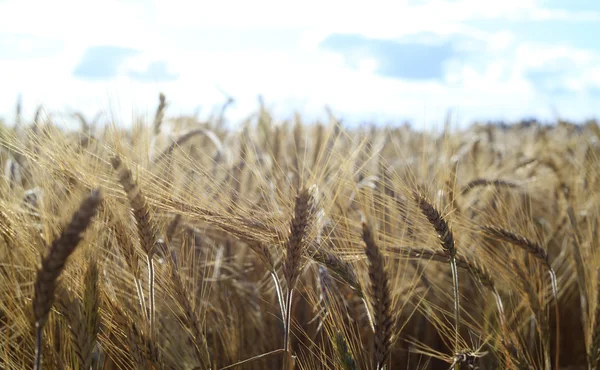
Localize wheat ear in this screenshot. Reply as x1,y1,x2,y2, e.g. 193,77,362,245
32,189,101,370
311,247,363,298
110,155,159,341
362,221,392,370
283,186,313,367
311,244,374,332
481,225,558,299
459,178,519,196
414,191,460,358
153,92,167,136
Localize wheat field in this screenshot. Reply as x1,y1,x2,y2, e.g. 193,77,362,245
0,94,598,369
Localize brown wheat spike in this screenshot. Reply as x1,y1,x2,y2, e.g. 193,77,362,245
282,186,314,364
283,186,314,289
413,191,455,258
110,155,160,258
311,247,363,298
214,219,275,270
32,189,102,370
481,225,549,267
481,224,558,299
459,178,520,196
413,190,461,357
362,221,393,370
110,155,160,341
153,92,167,135
248,241,276,272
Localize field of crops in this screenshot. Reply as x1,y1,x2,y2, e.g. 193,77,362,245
0,94,598,369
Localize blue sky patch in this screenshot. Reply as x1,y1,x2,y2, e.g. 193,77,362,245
73,46,140,80
319,33,460,81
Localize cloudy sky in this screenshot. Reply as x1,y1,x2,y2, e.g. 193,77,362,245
1,0,599,128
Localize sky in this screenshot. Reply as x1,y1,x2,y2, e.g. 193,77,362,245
0,0,599,129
